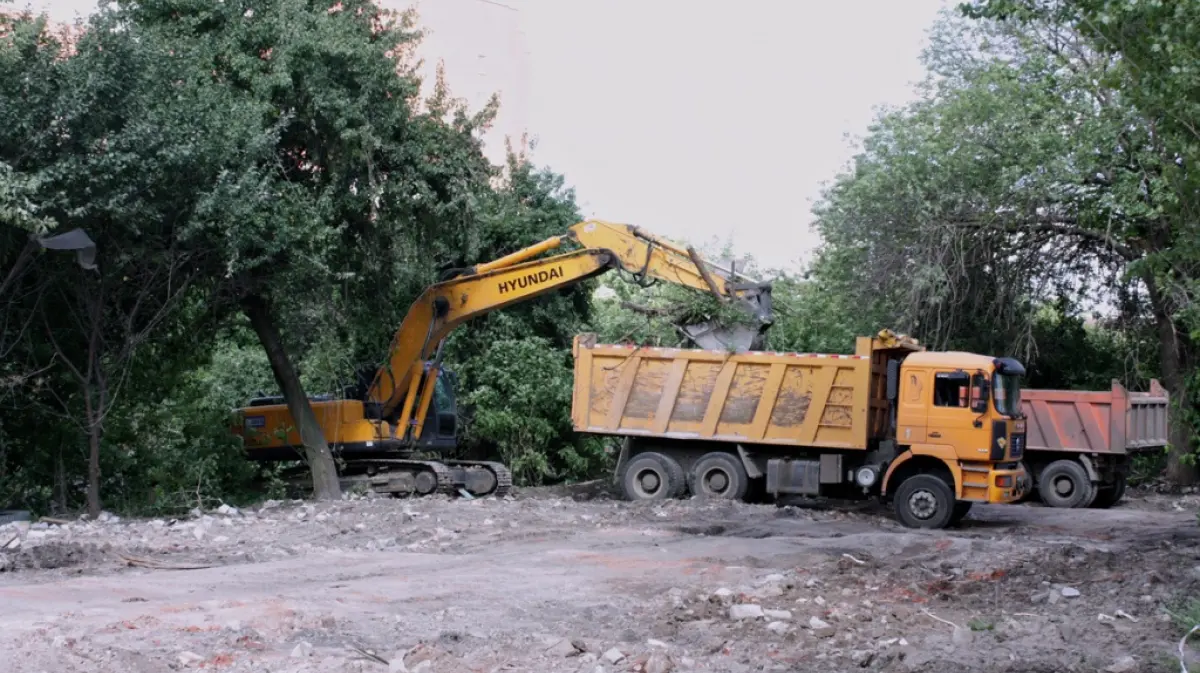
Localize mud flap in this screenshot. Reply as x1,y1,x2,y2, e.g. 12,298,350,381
1076,454,1099,484
736,444,763,479
613,437,633,482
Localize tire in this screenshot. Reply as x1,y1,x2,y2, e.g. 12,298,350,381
893,474,956,529
1090,473,1127,509
949,501,973,525
1037,459,1094,508
689,451,750,501
621,452,686,501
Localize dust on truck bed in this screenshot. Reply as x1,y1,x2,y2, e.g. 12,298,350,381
569,331,1031,529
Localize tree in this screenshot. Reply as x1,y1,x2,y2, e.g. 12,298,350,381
809,5,1200,482
102,0,498,499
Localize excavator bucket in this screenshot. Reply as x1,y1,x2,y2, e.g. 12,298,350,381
568,220,775,352
676,277,773,352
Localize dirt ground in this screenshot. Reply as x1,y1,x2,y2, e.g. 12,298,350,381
2,485,1199,673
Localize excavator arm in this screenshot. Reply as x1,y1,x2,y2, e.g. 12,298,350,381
365,219,772,444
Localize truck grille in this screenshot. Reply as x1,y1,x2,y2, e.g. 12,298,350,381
1010,433,1024,459
991,420,1007,461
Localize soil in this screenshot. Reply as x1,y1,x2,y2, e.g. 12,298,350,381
1,486,1198,673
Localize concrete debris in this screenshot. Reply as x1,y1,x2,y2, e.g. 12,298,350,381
291,641,313,658
729,604,765,620
646,638,669,649
808,616,831,630
178,651,205,666
546,638,582,657
1105,655,1137,673
766,621,790,634
763,609,792,621
1061,587,1081,598
850,650,875,666
602,648,625,664
644,651,674,673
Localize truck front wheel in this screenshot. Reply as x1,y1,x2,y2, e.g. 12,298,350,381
689,452,750,501
621,452,686,501
893,474,956,529
1037,459,1094,508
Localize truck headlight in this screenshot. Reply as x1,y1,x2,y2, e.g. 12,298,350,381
854,466,878,488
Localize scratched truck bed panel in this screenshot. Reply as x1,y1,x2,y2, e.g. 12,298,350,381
1020,380,1169,454
570,334,877,450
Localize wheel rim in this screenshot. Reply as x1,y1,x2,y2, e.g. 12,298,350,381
907,489,939,520
700,467,731,496
633,467,664,498
1052,475,1075,497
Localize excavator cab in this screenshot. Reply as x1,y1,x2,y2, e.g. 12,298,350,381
413,369,458,452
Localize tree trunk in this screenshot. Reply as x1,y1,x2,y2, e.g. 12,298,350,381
54,444,66,515
84,384,102,518
241,293,342,500
1145,275,1198,485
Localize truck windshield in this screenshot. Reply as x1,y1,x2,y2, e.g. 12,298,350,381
992,372,1022,417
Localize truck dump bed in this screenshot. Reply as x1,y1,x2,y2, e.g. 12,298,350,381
570,334,879,450
1020,380,1169,455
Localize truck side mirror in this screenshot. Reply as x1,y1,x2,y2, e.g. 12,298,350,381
970,373,990,413
886,360,900,401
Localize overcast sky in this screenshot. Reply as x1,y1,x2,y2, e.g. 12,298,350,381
20,0,951,272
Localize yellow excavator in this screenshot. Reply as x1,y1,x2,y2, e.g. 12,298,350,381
231,219,773,498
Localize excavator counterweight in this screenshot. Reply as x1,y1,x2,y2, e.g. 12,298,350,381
231,219,772,500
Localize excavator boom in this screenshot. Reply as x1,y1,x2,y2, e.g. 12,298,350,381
366,219,772,438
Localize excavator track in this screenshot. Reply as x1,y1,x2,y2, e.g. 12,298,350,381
341,458,512,499
443,459,513,499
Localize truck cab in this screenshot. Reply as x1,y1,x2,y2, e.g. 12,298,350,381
881,351,1031,522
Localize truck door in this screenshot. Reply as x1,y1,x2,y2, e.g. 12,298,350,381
897,368,930,444
926,370,979,453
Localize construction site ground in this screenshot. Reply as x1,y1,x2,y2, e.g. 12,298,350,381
2,484,1199,673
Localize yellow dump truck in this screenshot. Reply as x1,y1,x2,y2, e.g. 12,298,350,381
571,330,1032,528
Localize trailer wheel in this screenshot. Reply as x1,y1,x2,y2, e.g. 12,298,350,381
689,452,750,501
1090,473,1127,509
893,474,956,529
1037,459,1094,508
621,452,686,501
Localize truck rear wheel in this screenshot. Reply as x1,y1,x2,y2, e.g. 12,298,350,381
689,452,749,501
1037,459,1094,508
621,452,686,501
893,474,956,529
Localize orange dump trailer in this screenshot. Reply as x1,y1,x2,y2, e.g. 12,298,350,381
1017,380,1168,509
571,331,1031,529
